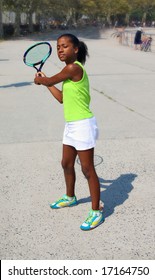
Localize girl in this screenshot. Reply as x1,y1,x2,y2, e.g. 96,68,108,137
34,34,104,231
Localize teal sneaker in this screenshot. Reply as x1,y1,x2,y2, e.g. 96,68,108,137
50,194,77,209
80,209,104,231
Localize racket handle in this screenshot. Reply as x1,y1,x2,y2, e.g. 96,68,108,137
37,72,42,85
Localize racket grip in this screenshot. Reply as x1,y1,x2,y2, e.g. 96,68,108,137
37,72,42,85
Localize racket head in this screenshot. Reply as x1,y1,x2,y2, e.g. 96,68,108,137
23,41,52,72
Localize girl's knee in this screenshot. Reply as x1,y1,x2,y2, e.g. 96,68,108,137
61,159,74,173
81,165,93,179
61,159,68,170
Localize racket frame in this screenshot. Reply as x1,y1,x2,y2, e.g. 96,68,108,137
23,41,52,72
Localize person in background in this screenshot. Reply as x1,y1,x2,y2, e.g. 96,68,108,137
134,27,143,50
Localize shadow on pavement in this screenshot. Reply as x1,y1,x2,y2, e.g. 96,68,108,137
78,173,137,219
0,82,33,88
100,173,137,218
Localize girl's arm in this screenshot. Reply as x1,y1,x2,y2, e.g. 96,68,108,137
47,85,63,103
34,64,83,104
34,72,63,103
34,63,83,86
34,65,72,86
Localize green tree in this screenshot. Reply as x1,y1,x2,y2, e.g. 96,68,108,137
1,0,155,39
4,0,42,35
127,0,155,24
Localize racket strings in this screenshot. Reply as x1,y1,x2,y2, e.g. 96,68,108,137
25,44,51,65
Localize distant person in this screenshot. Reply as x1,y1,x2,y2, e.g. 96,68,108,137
134,27,143,50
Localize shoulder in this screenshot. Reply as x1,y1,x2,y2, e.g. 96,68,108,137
66,63,82,70
62,62,84,82
64,63,83,75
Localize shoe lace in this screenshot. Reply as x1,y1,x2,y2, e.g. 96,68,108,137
60,195,70,202
85,211,95,224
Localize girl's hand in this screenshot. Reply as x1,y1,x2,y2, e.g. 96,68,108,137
34,72,46,85
37,71,46,77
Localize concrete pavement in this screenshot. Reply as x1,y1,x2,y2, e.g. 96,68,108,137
0,28,155,260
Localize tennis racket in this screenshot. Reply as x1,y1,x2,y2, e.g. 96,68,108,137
23,41,52,72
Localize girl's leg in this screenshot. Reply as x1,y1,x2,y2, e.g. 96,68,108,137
77,148,100,210
61,144,77,197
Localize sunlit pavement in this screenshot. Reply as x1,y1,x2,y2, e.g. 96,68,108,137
0,28,155,259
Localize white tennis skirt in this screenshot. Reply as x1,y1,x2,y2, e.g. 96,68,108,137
63,117,99,150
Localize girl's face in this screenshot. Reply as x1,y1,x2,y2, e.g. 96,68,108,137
57,36,78,64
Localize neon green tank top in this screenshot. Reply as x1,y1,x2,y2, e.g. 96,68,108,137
62,61,93,122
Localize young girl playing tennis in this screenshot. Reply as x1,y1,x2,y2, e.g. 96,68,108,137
34,33,104,230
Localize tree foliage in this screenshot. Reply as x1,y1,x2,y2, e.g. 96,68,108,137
1,0,155,38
